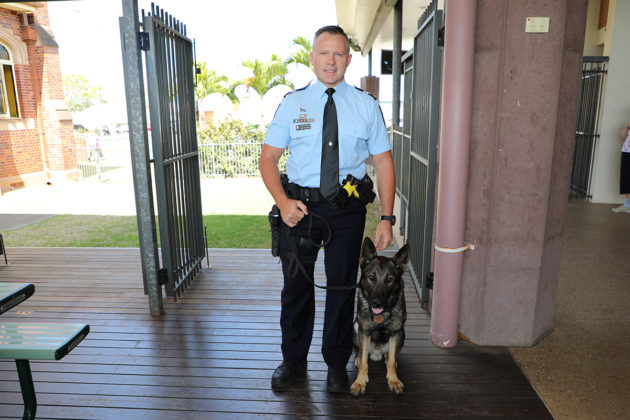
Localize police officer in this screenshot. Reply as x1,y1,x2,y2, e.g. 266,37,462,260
259,25,396,392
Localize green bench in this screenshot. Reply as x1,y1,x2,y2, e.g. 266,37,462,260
0,284,89,420
0,283,34,314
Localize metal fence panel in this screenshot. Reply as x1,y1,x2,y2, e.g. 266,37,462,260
570,57,608,200
68,135,129,181
199,142,262,177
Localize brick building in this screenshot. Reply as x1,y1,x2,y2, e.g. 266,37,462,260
0,2,75,193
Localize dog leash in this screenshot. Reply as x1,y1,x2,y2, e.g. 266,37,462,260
282,211,360,292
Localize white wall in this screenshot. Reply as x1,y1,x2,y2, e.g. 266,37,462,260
590,0,630,203
583,0,603,56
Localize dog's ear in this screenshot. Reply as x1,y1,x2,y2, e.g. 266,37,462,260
360,237,377,266
393,244,409,273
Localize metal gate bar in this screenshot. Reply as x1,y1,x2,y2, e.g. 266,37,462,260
404,1,442,305
144,5,204,299
570,56,608,200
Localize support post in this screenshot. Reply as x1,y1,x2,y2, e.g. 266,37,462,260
120,0,163,315
430,0,477,348
392,0,403,126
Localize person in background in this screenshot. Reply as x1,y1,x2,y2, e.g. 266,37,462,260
612,119,630,213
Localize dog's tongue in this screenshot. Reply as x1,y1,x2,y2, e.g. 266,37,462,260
372,307,383,315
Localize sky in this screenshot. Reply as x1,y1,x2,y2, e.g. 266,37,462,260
47,0,370,127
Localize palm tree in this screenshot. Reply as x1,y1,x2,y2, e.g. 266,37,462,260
284,36,312,70
239,54,294,97
194,62,239,105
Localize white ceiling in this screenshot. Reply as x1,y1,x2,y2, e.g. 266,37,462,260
336,0,434,56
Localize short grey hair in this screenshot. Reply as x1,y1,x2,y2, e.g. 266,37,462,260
313,25,350,53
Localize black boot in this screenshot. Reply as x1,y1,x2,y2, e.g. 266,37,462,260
326,366,349,392
271,360,307,389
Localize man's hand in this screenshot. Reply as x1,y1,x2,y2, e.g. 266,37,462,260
372,150,396,251
374,220,393,250
278,197,308,228
260,144,308,227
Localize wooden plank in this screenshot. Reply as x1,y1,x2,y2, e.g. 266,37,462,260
0,248,551,418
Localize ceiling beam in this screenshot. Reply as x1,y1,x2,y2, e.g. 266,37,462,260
361,0,398,56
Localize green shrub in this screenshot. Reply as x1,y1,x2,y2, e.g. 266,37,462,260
198,118,265,144
197,118,287,176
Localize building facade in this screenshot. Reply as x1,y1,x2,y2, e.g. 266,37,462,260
0,2,75,194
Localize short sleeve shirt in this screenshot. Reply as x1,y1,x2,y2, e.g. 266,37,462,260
265,80,391,188
623,132,630,153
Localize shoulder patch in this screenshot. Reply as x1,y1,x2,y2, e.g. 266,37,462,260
283,84,310,98
354,85,378,101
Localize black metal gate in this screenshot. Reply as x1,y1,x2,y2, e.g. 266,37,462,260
144,5,205,299
120,0,204,314
570,56,608,200
393,1,442,305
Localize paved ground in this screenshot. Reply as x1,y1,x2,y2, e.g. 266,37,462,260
0,214,56,230
509,201,630,420
1,178,629,419
0,167,275,221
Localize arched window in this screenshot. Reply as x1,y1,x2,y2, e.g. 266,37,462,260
0,43,20,118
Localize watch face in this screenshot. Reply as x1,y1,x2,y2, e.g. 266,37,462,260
382,215,396,225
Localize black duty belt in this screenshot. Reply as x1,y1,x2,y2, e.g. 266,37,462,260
285,183,326,204
280,173,376,208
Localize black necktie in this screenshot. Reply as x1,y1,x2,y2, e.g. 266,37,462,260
320,88,339,202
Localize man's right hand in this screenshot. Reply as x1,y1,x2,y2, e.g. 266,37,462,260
259,144,308,227
278,198,308,227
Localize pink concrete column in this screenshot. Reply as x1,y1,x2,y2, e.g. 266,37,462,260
430,0,477,348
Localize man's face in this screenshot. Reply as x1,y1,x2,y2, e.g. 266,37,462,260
310,32,352,88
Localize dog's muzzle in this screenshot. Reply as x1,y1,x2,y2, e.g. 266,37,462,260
371,305,385,324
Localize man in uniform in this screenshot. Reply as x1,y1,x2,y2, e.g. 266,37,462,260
259,25,396,392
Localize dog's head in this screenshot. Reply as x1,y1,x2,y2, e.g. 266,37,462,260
359,237,409,318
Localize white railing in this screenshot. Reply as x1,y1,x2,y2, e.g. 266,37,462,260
198,142,287,177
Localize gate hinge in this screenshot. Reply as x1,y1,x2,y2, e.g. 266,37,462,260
425,272,434,290
437,25,445,47
158,268,168,285
138,31,150,51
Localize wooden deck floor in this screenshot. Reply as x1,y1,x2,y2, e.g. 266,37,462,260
0,248,551,419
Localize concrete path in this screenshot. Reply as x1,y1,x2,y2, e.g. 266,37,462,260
0,169,275,229
0,214,56,230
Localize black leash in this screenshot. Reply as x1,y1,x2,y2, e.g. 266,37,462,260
282,210,360,291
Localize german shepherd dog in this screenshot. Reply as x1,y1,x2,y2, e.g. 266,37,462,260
351,237,409,396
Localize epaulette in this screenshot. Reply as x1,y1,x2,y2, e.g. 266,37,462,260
354,85,378,101
283,84,310,98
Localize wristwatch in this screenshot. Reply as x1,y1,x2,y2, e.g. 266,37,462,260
380,215,396,226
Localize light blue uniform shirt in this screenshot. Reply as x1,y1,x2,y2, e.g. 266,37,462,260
265,80,391,188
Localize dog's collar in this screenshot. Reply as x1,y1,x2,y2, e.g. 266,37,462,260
372,313,386,324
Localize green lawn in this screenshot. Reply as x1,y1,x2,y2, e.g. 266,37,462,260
2,204,381,248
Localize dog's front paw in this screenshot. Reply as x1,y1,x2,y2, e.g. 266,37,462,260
388,378,404,394
350,379,367,396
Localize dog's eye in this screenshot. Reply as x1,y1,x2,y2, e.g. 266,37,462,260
385,276,394,284
367,274,376,282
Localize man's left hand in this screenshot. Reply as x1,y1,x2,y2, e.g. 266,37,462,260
374,220,393,250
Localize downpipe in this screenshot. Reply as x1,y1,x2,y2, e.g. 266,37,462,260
430,0,477,348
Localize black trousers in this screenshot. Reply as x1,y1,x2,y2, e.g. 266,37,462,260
279,198,366,369
620,152,630,194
